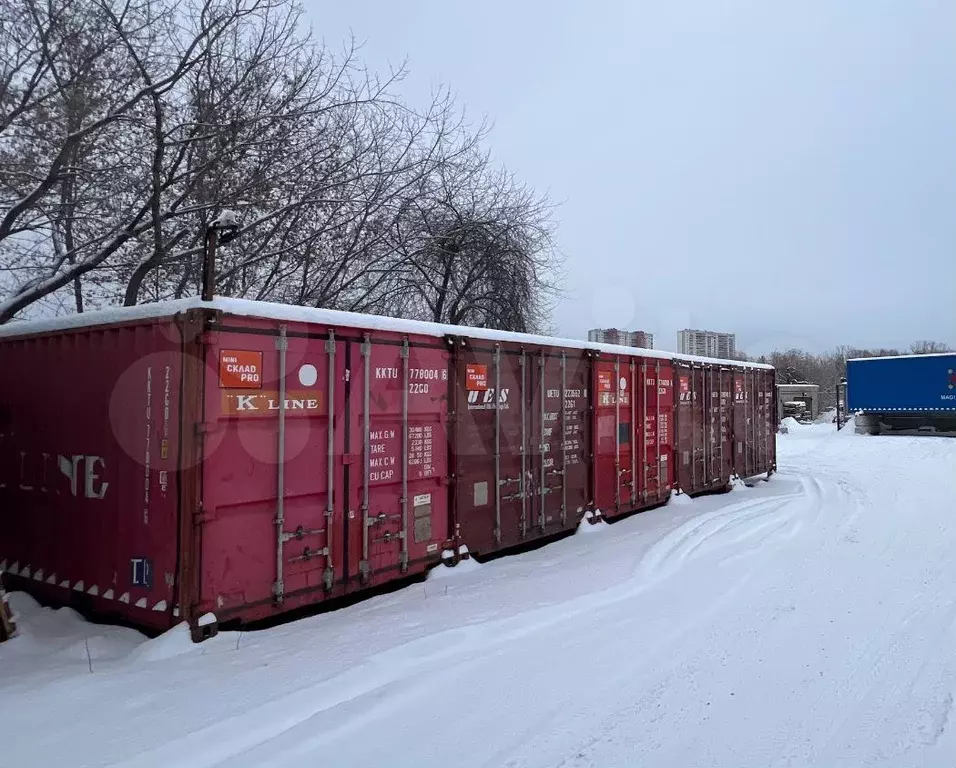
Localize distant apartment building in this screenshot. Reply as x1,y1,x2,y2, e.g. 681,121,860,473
588,328,654,349
677,329,736,359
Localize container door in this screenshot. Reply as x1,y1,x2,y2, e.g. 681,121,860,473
676,365,706,494
700,365,720,488
454,343,526,554
693,366,706,490
200,327,342,616
593,356,630,516
764,370,777,472
751,369,762,475
640,358,673,505
702,364,731,489
755,369,774,475
732,368,756,478
349,336,450,585
623,358,639,511
752,369,764,475
561,352,592,521
676,365,692,493
530,352,577,530
656,361,675,497
719,368,735,483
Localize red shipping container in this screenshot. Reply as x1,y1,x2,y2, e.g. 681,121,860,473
450,338,592,554
732,367,777,480
674,363,739,495
0,298,776,634
0,305,454,630
191,313,452,622
593,355,675,518
1,318,184,628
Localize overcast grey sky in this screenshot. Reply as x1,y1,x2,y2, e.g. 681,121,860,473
307,1,956,354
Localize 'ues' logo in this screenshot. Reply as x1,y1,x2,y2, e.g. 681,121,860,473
467,388,510,410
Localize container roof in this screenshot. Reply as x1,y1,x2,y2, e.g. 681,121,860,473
847,352,955,362
0,296,774,369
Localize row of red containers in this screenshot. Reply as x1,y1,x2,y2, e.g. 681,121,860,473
0,298,776,634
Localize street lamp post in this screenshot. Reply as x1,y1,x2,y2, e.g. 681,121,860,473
201,210,240,302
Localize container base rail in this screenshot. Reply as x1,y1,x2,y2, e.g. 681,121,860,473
856,412,956,436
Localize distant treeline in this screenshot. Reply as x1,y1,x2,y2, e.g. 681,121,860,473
738,341,953,408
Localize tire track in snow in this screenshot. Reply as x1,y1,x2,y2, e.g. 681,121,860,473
473,479,835,768
541,472,861,768
474,573,760,768
634,484,810,582
108,480,821,768
756,456,956,767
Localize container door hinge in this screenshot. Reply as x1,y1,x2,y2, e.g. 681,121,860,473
323,567,334,592
275,336,288,351
399,551,409,573
359,560,370,582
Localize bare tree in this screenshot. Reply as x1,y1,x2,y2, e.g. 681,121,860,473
0,0,563,331
387,154,560,332
909,340,952,355
0,0,259,320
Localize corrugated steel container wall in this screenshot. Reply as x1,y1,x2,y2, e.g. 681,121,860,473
452,338,591,554
847,354,956,412
0,319,183,630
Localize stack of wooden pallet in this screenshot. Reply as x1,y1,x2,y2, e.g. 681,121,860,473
0,571,16,642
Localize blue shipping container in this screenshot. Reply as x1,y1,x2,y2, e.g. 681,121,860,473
847,354,956,412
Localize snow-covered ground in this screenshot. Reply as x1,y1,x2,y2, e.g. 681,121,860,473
4,422,956,768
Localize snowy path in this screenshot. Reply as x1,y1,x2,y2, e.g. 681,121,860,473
4,424,956,767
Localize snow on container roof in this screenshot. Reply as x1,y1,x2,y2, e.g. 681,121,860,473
0,296,774,370
847,352,955,362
